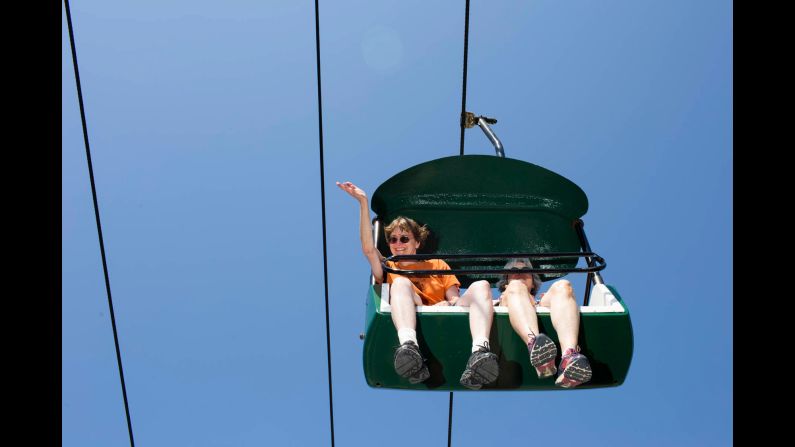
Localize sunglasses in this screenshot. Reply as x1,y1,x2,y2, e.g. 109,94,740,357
388,235,412,244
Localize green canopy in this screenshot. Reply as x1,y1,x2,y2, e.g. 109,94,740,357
372,155,590,284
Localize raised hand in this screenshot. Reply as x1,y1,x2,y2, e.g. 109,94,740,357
337,180,383,280
336,181,368,203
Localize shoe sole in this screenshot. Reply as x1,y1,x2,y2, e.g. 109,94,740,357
408,365,430,384
394,346,424,378
461,353,499,389
459,369,482,389
529,335,558,379
555,356,592,388
534,360,557,379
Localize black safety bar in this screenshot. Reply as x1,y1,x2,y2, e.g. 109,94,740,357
382,252,605,276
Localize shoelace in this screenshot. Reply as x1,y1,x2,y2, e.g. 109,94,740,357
526,331,536,344
395,341,426,362
562,348,578,358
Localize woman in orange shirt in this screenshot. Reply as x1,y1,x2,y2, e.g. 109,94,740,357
337,181,498,389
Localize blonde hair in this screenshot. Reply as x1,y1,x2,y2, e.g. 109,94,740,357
496,258,543,295
383,216,429,246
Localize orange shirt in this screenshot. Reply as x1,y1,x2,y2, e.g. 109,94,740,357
384,259,461,305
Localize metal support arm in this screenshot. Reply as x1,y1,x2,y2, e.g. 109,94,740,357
463,111,505,157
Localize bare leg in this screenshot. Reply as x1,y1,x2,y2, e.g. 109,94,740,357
389,277,428,381
541,280,591,387
501,281,541,343
456,280,494,344
458,280,499,389
502,281,557,378
389,277,423,331
539,280,580,353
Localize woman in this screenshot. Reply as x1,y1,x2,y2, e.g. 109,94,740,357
337,181,498,389
496,258,592,388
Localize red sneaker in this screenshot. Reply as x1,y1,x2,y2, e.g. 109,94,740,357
555,348,592,388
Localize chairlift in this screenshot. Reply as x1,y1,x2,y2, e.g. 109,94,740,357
361,116,633,390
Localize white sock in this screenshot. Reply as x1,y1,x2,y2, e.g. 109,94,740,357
397,328,417,345
472,337,490,352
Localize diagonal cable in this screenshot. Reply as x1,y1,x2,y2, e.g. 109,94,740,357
64,1,135,445
451,1,472,445
447,391,455,447
458,0,472,156
314,0,336,445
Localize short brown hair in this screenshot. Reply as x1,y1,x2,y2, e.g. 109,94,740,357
384,216,429,246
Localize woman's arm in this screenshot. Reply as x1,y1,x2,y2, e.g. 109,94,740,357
440,285,460,306
336,181,385,282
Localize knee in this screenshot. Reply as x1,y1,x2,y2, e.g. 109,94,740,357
390,278,416,300
392,277,413,289
504,281,525,294
547,280,575,300
470,280,493,300
504,281,531,302
471,280,491,291
549,279,572,293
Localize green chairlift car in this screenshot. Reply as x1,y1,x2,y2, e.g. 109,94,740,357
361,154,633,391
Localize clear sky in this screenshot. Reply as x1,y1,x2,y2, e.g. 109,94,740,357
62,1,732,445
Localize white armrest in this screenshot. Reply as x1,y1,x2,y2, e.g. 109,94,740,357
588,283,622,310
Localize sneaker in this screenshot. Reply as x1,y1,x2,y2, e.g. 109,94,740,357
527,333,558,379
394,341,424,378
408,364,430,384
459,346,499,390
555,348,592,388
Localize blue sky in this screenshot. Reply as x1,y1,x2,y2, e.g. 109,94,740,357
62,1,732,445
